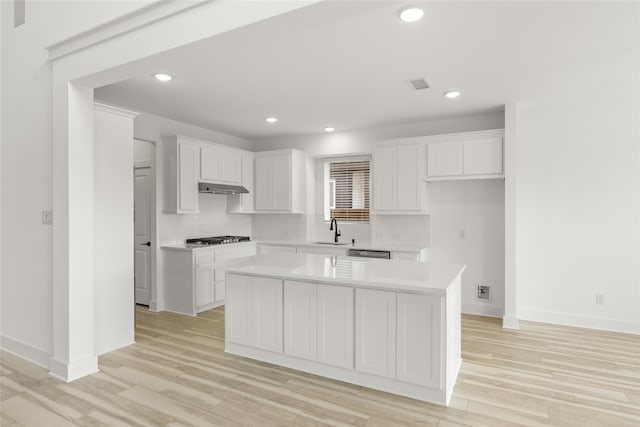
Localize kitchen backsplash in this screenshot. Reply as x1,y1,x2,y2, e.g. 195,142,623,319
161,194,252,242
252,213,430,246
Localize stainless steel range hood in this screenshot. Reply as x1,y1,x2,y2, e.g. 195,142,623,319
198,182,249,195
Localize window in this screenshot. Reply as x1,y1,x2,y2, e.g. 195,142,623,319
323,158,370,223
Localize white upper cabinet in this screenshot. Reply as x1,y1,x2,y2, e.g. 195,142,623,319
200,145,242,185
426,130,504,180
164,135,253,215
254,149,306,213
163,135,199,214
427,141,463,177
463,137,503,175
373,143,427,213
227,152,255,213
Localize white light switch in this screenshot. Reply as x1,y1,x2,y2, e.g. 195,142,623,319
42,210,53,225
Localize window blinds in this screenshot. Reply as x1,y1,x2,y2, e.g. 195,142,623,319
323,160,370,223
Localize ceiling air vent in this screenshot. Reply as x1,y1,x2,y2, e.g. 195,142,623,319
406,78,431,91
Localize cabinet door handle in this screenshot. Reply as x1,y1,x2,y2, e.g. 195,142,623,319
141,242,151,247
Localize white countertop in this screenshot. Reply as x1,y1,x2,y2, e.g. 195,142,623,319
161,240,428,252
161,241,256,251
225,253,464,296
257,240,429,253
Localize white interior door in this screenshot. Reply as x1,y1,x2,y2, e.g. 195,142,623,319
134,166,152,305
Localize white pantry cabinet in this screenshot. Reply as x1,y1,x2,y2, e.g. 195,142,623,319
226,274,283,353
163,135,200,214
200,144,242,185
227,152,255,213
283,281,354,369
355,288,397,378
373,143,427,213
254,149,306,213
426,130,504,180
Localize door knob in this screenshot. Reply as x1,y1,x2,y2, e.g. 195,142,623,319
141,242,151,246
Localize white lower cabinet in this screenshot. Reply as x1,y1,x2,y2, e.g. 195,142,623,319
317,284,353,368
252,277,284,353
396,293,442,388
226,274,283,353
195,265,215,308
355,288,396,379
284,281,317,360
284,282,354,368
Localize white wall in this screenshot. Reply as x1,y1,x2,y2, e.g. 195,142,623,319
0,0,149,370
94,105,136,356
429,180,505,317
513,44,640,333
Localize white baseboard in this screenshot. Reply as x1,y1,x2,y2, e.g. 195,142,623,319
462,303,504,318
502,316,520,330
0,335,51,369
149,299,163,312
49,355,99,382
518,307,640,335
97,340,135,357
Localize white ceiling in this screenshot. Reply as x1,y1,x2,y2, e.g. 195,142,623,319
95,1,637,139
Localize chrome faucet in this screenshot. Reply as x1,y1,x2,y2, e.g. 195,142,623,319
329,218,341,243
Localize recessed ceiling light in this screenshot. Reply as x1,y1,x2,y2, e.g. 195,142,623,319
444,91,461,98
324,127,335,133
398,6,424,23
154,73,172,82
265,116,278,124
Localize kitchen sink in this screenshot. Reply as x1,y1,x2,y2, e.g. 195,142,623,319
313,241,349,246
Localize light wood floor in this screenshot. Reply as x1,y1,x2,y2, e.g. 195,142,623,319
1,307,638,426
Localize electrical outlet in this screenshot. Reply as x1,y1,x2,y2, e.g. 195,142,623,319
476,285,491,301
42,210,53,225
595,293,605,305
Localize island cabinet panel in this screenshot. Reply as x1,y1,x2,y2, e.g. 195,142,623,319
397,293,443,388
317,285,354,369
355,289,396,379
226,274,253,346
251,277,284,353
284,281,317,360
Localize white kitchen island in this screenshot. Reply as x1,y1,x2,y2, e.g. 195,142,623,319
224,253,465,406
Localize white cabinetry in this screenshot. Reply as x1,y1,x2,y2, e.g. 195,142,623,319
226,274,283,353
163,135,199,214
254,149,306,213
317,284,353,368
426,130,504,180
200,145,242,185
283,281,354,368
397,293,442,388
355,288,396,378
195,251,215,309
427,142,463,177
227,153,255,213
284,281,317,360
162,243,257,316
373,143,427,213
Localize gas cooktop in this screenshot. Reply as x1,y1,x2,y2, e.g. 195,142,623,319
186,235,250,246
